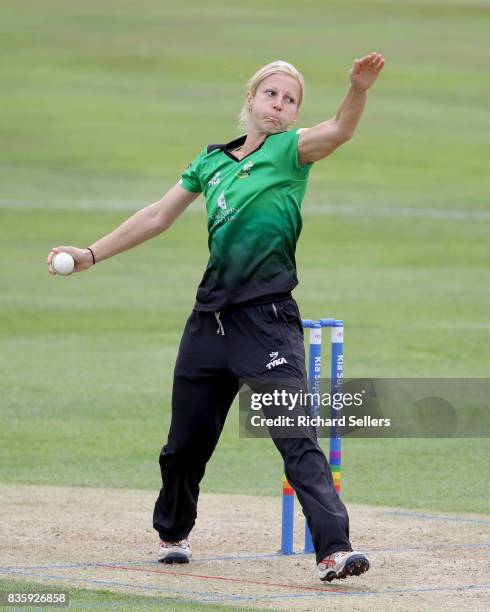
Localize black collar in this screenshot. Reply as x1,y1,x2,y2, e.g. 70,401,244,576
207,132,283,162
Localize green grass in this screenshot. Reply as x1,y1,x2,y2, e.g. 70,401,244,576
1,0,489,533
1,0,489,207
0,578,267,611
1,207,488,513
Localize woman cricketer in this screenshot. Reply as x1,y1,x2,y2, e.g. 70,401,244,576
47,52,385,582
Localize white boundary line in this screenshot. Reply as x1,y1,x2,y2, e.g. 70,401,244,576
306,204,490,221
0,199,144,212
1,199,489,220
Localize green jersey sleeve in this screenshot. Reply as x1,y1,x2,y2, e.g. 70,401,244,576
179,147,207,193
270,129,313,179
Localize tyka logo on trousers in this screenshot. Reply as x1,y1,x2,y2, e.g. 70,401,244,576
266,351,288,370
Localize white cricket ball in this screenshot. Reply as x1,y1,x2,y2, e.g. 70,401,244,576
53,252,75,275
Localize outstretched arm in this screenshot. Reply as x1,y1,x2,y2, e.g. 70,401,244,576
47,183,199,274
298,52,385,165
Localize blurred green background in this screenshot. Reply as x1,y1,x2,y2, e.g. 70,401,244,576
1,0,489,514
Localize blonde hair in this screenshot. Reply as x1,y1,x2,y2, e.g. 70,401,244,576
238,60,305,130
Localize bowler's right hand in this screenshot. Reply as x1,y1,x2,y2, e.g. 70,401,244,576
47,246,94,275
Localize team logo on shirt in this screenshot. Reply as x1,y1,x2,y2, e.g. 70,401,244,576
236,161,254,179
266,351,288,370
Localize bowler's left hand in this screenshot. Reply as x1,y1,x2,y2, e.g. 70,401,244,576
350,52,385,91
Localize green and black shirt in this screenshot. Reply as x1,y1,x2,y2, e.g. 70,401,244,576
180,129,313,311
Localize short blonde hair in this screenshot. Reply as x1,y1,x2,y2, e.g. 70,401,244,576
238,60,305,130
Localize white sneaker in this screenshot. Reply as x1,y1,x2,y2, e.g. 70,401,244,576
157,538,192,564
318,550,369,582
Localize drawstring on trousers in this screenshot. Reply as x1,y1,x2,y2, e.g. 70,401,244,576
215,311,225,336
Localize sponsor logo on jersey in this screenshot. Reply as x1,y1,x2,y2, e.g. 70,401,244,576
266,351,288,370
217,191,227,209
210,207,238,230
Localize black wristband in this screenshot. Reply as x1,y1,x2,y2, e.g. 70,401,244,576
86,247,96,265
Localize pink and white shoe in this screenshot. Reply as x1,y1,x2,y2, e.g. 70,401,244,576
157,538,192,564
318,550,369,582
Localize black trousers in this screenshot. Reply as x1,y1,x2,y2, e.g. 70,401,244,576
153,298,352,562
